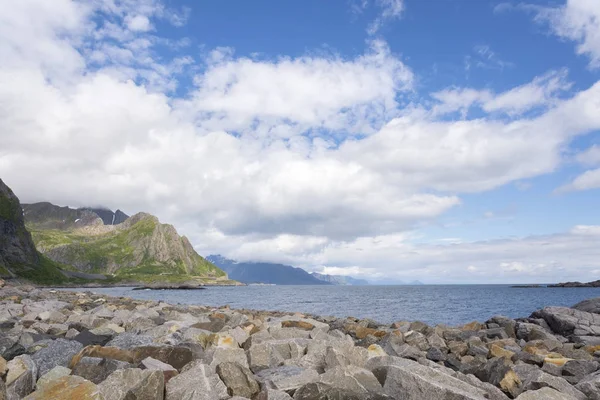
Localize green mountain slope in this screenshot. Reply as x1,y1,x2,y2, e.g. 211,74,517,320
0,179,68,284
24,204,229,284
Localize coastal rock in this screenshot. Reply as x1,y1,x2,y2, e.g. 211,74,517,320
139,356,178,383
292,382,389,400
255,388,293,400
73,330,113,347
106,333,153,349
318,365,384,395
575,371,600,399
6,354,37,400
30,339,83,378
35,365,71,390
254,365,319,393
513,364,586,400
71,356,133,384
97,368,164,400
23,375,102,400
562,359,599,383
216,362,260,398
572,298,600,314
372,359,495,400
166,362,227,400
531,306,600,344
515,387,580,399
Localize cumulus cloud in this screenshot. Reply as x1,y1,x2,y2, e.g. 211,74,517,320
2,0,600,283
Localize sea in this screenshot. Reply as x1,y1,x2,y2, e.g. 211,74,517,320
84,285,600,327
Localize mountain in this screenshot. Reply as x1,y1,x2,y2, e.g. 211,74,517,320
24,202,229,284
22,203,129,228
0,179,67,283
81,208,129,225
207,255,330,285
311,272,369,285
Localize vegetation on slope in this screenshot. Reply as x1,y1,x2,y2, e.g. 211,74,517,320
27,210,228,284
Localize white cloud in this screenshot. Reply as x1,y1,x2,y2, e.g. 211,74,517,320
558,168,600,192
528,0,600,68
126,15,152,32
431,69,571,117
2,0,600,283
367,0,405,35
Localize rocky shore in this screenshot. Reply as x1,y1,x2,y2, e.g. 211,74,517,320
1,285,600,399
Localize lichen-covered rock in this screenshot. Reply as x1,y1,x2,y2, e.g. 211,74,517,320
35,365,71,390
23,375,102,400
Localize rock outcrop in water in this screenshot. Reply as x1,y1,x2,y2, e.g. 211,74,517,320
3,285,600,399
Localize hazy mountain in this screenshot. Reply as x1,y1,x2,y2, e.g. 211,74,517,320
207,255,330,285
311,272,369,285
24,202,228,284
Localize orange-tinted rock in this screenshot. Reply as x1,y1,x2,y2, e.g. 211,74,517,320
281,321,315,331
23,376,102,400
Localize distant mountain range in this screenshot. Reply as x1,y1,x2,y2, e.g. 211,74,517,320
207,255,328,285
310,272,369,285
207,255,372,286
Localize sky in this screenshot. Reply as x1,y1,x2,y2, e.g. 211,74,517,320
1,0,600,284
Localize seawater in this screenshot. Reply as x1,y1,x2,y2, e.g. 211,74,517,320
84,285,600,326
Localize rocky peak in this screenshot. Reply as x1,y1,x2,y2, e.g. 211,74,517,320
0,179,40,275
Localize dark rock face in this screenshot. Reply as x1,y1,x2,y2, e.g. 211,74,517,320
81,208,129,225
0,178,40,276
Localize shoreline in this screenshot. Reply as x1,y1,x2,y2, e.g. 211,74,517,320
1,284,600,399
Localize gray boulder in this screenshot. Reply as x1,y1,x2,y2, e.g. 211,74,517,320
515,387,580,399
30,339,83,378
6,354,37,400
371,357,497,399
562,359,599,384
319,365,384,396
513,364,586,400
106,333,153,349
254,365,319,393
216,362,260,398
71,356,134,384
572,298,600,314
166,362,228,400
98,368,164,400
292,382,389,400
531,306,600,343
575,370,600,399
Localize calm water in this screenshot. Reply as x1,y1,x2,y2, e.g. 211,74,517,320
82,285,600,326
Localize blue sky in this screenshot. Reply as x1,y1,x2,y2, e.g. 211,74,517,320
1,0,600,283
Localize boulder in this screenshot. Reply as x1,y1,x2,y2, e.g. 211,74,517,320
319,365,384,396
426,347,447,362
35,365,71,390
106,333,153,349
255,388,293,399
475,357,521,398
531,306,600,343
23,375,102,400
71,356,133,384
513,364,586,400
292,382,389,400
130,345,193,371
216,362,260,398
572,298,600,314
6,354,37,400
166,362,227,400
30,339,83,378
562,359,599,384
73,330,113,347
98,368,164,400
204,347,249,372
372,360,495,400
139,356,178,383
254,365,319,393
515,387,580,399
575,371,600,399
